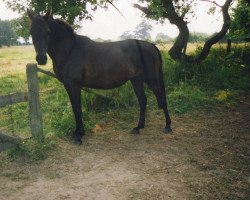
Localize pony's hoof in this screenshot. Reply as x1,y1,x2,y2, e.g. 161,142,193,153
74,139,82,145
164,126,172,134
130,128,140,134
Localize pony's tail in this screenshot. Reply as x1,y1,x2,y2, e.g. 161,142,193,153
152,44,167,108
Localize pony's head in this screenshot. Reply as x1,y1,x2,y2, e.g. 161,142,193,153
27,9,52,65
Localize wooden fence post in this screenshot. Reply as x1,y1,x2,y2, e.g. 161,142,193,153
26,63,44,142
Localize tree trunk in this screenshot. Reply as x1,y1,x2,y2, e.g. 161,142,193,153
134,0,233,63
227,39,231,53
162,0,232,63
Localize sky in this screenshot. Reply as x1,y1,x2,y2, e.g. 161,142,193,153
0,0,226,41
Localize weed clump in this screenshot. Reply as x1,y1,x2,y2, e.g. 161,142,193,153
7,138,56,162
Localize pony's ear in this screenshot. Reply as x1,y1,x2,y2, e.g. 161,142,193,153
44,9,53,20
27,9,34,20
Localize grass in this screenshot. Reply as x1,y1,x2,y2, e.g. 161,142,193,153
6,138,56,162
0,46,35,77
0,43,249,161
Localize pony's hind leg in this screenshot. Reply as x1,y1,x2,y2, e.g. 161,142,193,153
162,103,172,133
130,78,147,134
147,83,172,133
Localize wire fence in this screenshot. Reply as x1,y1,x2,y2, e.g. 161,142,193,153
0,64,45,152
0,92,29,138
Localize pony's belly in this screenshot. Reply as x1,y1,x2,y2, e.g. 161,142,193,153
83,78,129,89
82,66,136,89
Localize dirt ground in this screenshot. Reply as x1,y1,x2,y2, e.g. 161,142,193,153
0,97,249,200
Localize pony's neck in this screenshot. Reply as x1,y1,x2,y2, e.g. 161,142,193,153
47,19,75,69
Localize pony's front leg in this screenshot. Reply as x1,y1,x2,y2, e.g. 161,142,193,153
64,83,84,144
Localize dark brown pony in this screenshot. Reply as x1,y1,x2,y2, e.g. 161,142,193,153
27,10,172,144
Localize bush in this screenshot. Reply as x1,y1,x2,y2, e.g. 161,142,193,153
162,45,250,91
160,45,250,113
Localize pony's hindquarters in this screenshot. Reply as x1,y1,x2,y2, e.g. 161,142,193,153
138,41,172,132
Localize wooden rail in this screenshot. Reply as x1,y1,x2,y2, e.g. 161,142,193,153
0,132,21,152
0,92,28,108
0,93,27,151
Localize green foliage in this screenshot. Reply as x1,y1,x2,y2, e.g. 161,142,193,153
4,0,109,23
0,19,18,47
139,0,166,21
193,46,250,90
3,0,111,38
230,0,250,39
161,45,250,113
162,45,250,91
138,0,197,21
11,16,30,41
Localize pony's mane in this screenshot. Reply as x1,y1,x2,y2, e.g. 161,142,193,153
49,18,74,37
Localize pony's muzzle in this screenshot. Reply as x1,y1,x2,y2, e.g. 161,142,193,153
36,54,47,65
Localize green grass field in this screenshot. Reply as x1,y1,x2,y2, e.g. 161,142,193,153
0,44,249,140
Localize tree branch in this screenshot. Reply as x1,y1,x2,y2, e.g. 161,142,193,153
162,0,233,63
199,0,222,8
193,0,232,63
106,0,125,18
134,0,233,63
133,4,155,18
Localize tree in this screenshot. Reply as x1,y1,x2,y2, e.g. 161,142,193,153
120,21,153,41
3,0,107,23
0,19,18,47
134,0,233,63
229,0,250,40
133,20,152,40
11,16,30,42
3,0,113,38
155,33,171,43
120,30,134,40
